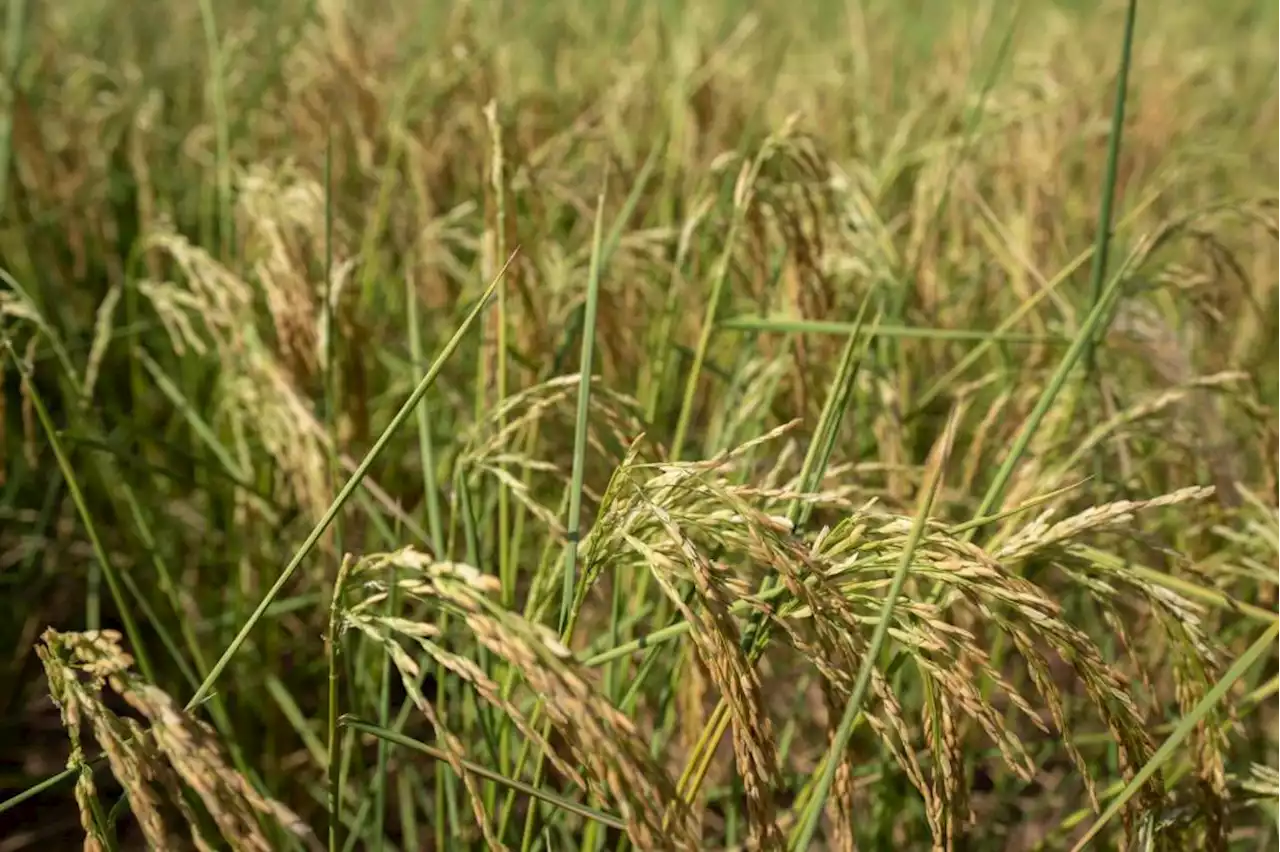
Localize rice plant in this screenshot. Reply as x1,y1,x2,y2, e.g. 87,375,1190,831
0,0,1276,850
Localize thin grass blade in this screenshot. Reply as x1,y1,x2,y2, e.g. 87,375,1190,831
789,408,960,851
187,253,515,710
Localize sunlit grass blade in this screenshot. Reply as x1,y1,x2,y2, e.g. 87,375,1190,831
560,183,607,632
320,131,365,852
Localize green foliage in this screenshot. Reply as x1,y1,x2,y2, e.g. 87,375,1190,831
1,0,1276,849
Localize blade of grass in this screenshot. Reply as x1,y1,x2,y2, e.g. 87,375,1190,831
196,0,231,260
327,554,355,852
1081,0,1138,376
337,657,438,852
0,0,28,219
559,182,607,631
494,151,663,842
322,132,347,852
341,717,627,833
61,431,279,510
1069,619,1280,852
790,408,960,851
323,127,341,543
720,315,1068,344
486,100,514,610
396,771,421,852
967,260,1131,531
1,337,154,678
513,180,609,852
136,348,251,481
401,266,448,852
405,280,446,557
669,148,767,462
672,293,878,810
265,674,328,767
187,253,513,711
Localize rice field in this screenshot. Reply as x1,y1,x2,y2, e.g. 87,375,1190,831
0,0,1277,849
